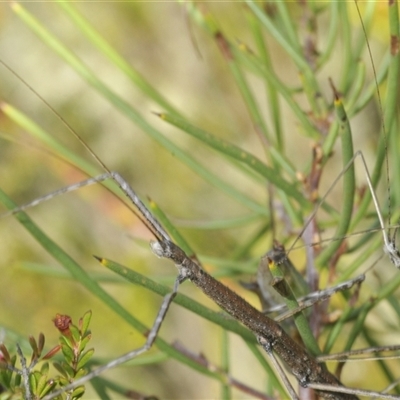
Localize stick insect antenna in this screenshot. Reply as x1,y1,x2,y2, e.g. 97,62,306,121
0,60,170,243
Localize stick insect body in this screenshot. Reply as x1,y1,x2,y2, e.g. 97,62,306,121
1,167,358,399
80,171,362,399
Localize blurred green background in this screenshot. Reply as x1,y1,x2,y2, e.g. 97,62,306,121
0,2,399,399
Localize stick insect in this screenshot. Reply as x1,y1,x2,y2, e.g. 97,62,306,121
0,0,400,400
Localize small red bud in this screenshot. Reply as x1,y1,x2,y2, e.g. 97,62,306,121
53,314,72,336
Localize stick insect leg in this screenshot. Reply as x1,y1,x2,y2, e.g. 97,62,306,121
0,174,113,220
257,336,299,400
270,273,366,322
354,151,400,267
41,272,185,400
288,150,400,268
109,172,170,242
307,383,400,400
0,171,171,242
